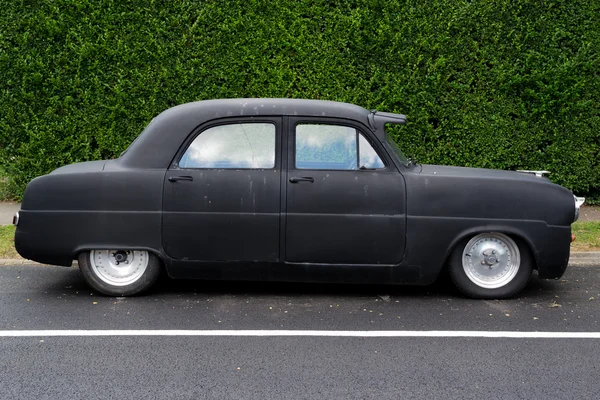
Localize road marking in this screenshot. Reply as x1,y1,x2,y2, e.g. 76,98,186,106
0,330,599,338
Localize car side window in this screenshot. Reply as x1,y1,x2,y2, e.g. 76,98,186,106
179,123,276,169
359,134,385,169
295,124,384,170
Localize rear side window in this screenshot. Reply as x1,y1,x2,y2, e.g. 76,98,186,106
295,124,384,170
179,123,275,169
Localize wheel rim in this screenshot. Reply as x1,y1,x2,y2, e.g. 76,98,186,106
89,250,149,287
461,233,521,289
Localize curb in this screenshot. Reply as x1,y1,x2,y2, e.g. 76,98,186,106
568,251,600,260
568,252,600,265
0,259,78,267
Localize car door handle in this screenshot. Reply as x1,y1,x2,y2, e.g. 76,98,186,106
168,175,194,182
289,176,314,183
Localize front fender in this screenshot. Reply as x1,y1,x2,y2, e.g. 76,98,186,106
402,216,570,284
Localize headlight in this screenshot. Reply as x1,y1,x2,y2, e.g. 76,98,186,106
573,195,585,222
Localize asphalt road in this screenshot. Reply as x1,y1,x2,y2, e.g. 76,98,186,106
1,264,599,399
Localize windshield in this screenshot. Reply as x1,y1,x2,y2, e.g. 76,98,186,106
384,126,409,163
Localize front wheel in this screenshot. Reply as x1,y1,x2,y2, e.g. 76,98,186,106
78,250,162,296
448,233,533,299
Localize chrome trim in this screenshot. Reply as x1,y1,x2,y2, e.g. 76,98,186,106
573,196,585,222
12,212,19,226
516,170,551,178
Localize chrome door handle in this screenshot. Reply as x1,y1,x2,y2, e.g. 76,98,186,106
289,176,314,183
168,175,194,182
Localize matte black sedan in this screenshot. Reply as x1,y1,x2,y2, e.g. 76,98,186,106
14,99,584,298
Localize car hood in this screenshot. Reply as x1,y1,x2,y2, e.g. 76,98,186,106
418,164,550,184
404,163,575,226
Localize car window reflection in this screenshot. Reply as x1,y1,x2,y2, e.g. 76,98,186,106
296,124,384,170
180,123,275,169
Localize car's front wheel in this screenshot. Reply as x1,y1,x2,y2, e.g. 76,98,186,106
78,250,162,296
448,233,533,299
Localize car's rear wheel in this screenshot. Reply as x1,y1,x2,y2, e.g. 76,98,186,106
448,232,533,299
78,250,162,296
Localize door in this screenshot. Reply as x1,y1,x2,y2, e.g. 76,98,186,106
162,118,282,262
285,119,406,265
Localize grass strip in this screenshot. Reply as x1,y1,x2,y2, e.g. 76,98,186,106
0,225,18,259
571,221,600,251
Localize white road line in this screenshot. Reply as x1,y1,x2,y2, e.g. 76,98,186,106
0,330,599,338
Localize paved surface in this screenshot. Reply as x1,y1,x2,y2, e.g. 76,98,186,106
0,264,599,399
570,252,600,264
579,205,600,222
0,201,19,225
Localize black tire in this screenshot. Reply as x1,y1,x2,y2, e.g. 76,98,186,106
78,250,162,296
448,233,533,299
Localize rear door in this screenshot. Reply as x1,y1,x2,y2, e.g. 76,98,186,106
162,118,282,262
285,118,406,265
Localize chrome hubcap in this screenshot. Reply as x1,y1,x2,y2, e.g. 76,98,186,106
89,250,149,286
462,233,520,289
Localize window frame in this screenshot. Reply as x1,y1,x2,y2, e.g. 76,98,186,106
172,118,281,171
292,121,389,172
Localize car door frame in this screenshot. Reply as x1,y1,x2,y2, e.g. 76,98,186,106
282,115,408,266
161,115,284,263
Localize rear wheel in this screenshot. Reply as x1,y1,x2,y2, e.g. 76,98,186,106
78,250,162,296
449,233,533,299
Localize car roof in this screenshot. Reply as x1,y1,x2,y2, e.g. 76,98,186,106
120,99,372,168
120,98,394,168
163,98,372,121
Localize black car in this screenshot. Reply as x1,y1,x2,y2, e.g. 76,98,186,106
14,99,584,298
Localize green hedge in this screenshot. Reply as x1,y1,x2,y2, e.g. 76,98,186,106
1,0,599,201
